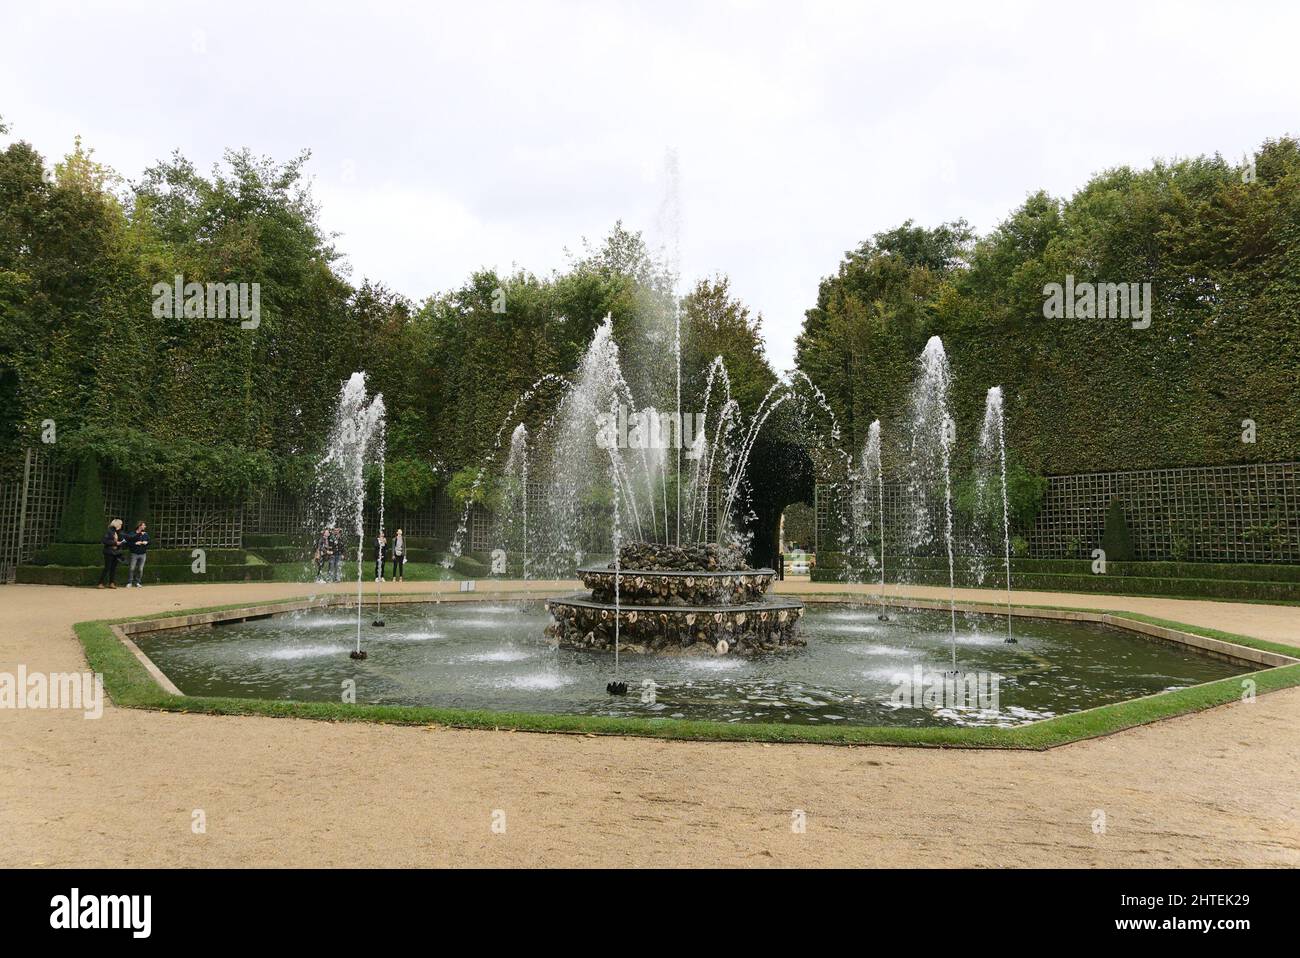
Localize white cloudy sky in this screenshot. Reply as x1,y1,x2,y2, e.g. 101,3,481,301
4,0,1297,370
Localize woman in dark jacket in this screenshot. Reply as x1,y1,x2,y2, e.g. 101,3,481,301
98,518,124,589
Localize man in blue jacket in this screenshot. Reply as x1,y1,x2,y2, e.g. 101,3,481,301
125,521,151,587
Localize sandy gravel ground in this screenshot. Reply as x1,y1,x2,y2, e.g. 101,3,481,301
1,580,1297,868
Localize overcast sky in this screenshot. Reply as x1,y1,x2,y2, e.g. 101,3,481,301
4,0,1297,370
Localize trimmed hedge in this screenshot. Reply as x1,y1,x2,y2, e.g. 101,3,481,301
246,545,310,563
819,552,1300,581
811,551,1300,601
35,543,248,566
1011,572,1300,602
451,554,487,578
17,559,274,586
243,533,298,548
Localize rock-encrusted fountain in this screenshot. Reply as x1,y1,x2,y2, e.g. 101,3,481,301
545,541,804,655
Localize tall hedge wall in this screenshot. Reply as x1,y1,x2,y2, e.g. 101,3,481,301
795,138,1300,477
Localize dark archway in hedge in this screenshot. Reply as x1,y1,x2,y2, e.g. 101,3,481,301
739,420,816,569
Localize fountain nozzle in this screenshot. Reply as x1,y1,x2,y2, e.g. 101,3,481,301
372,618,385,627
606,681,628,696
350,650,368,660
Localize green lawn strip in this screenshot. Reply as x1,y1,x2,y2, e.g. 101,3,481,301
266,561,460,582
74,591,1300,749
993,664,1300,748
77,620,169,707
1100,612,1300,658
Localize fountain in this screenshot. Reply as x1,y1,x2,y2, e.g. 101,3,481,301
442,373,570,573
490,423,530,579
844,418,885,594
978,386,1016,643
518,314,806,656
862,419,887,618
905,336,958,669
372,422,387,627
546,541,804,655
154,320,1260,729
312,372,385,659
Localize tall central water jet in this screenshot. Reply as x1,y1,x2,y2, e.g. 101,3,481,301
906,337,958,668
314,372,385,660
540,316,806,658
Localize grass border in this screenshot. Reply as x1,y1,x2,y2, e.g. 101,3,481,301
72,592,1300,751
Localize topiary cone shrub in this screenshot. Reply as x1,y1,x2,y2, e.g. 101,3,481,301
57,454,108,544
128,486,151,531
1101,497,1135,562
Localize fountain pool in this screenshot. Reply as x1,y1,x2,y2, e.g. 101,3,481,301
134,602,1251,729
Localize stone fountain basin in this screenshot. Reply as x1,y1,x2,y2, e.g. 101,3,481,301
545,593,805,655
576,565,777,606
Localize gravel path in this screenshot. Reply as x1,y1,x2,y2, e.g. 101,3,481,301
2,580,1297,867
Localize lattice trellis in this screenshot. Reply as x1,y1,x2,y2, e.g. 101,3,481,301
816,461,1300,564
0,461,27,583
1027,462,1300,562
0,449,73,580
246,488,303,536
244,488,449,547
11,450,1294,582
815,479,970,560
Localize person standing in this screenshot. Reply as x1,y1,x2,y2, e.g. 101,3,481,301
315,529,331,582
392,528,406,582
328,527,343,582
374,532,387,581
125,521,151,587
98,518,124,589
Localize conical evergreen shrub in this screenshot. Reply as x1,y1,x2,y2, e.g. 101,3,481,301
57,454,108,544
1100,497,1135,562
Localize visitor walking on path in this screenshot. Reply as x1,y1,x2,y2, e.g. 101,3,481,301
125,521,151,587
98,518,124,589
392,529,405,581
375,532,387,581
